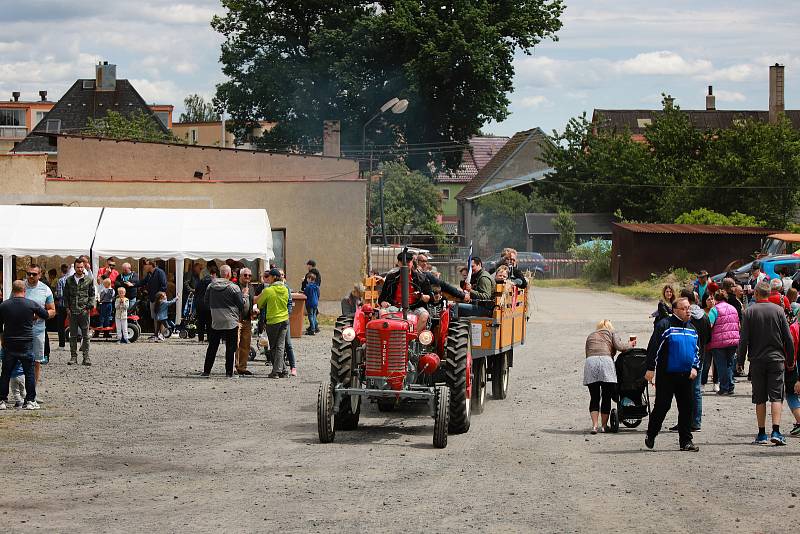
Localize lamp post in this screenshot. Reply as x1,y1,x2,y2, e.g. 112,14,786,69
362,97,409,246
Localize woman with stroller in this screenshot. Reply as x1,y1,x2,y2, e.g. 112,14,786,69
584,320,635,434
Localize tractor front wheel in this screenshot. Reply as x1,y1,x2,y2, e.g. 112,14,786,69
444,319,471,434
317,382,336,443
472,357,487,415
433,385,450,449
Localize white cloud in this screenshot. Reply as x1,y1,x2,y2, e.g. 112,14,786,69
616,51,712,76
517,95,550,109
713,89,746,102
0,41,26,53
129,78,183,105
706,64,756,82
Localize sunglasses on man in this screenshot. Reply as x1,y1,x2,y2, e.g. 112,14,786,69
26,272,39,276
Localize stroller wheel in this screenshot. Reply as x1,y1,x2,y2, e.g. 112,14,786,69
609,409,620,433
179,329,189,339
621,418,642,428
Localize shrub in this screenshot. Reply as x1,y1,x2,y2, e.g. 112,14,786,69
572,238,611,282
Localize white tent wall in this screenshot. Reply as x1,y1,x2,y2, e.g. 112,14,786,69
0,206,104,299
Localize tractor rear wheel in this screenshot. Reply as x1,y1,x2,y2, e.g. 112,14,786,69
330,315,360,430
433,385,450,449
444,319,471,434
491,351,510,400
472,357,487,415
317,382,336,443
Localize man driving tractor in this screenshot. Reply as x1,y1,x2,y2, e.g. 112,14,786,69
378,251,433,333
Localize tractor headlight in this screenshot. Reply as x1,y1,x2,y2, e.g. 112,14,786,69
418,330,434,346
341,327,356,342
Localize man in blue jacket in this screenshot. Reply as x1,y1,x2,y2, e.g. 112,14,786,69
644,297,701,452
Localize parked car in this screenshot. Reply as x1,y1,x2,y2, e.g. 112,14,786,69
712,254,800,285
484,252,548,277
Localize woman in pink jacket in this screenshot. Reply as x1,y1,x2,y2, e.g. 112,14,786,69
707,290,741,395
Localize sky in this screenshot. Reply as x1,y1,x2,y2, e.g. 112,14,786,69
1,0,798,137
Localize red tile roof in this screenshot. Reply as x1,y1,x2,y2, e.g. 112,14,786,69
436,135,509,184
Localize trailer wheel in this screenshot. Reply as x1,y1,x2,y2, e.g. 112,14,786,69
491,351,510,400
126,323,140,343
433,385,450,449
317,382,336,443
444,319,471,434
472,357,486,415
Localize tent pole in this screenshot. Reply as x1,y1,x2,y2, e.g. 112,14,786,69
2,255,11,301
175,260,183,324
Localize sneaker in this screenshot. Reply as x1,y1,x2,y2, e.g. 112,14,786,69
724,390,734,396
713,384,720,392
590,427,598,435
771,430,787,446
22,400,40,410
13,400,23,408
680,442,700,452
290,368,297,377
82,357,91,366
238,370,253,376
200,372,210,377
752,432,770,445
0,400,6,410
68,356,78,365
691,426,701,432
790,424,800,437
314,328,320,333
644,435,655,449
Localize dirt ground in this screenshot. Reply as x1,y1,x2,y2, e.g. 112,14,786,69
2,288,800,533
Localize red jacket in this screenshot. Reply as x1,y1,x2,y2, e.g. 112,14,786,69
768,290,791,312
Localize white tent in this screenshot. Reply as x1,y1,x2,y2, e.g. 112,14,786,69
91,208,273,322
0,205,104,297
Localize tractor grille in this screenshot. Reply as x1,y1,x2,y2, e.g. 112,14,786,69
365,327,407,377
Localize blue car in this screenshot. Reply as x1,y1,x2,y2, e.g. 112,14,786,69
713,254,800,284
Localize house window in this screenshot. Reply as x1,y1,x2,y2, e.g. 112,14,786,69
636,118,652,128
271,229,286,270
189,128,198,144
34,110,48,127
154,111,170,129
0,109,25,126
441,188,450,200
45,119,61,133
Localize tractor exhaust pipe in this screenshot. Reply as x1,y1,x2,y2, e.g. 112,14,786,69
401,247,409,320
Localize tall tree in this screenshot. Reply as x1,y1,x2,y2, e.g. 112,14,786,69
179,94,220,123
369,162,444,237
212,0,564,169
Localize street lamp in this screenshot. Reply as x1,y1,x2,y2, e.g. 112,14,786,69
362,97,409,247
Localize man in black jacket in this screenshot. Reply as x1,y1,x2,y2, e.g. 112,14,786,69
0,281,49,410
379,252,432,333
137,260,167,340
194,263,218,343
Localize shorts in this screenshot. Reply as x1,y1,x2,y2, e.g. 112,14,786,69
750,360,784,404
31,332,46,363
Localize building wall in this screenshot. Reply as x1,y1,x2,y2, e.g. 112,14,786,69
172,122,235,148
0,145,365,301
0,101,54,152
437,183,464,217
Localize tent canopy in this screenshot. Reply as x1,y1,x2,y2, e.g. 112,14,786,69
92,208,273,262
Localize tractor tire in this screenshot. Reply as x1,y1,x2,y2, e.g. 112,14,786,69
433,385,450,449
317,382,336,443
444,319,471,434
126,323,141,343
491,351,510,400
330,315,360,430
472,357,487,415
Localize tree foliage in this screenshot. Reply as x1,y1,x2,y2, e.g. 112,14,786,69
84,110,178,143
552,210,576,252
179,94,220,122
543,98,800,228
474,189,559,250
674,208,764,227
212,0,564,169
369,162,443,237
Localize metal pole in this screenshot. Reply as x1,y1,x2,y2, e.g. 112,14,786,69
379,171,387,246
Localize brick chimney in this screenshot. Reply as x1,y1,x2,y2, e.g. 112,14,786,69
769,63,785,124
705,85,715,111
323,120,341,157
95,61,117,91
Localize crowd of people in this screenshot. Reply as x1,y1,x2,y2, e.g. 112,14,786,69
583,264,800,451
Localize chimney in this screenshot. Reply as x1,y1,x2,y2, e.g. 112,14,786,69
705,85,715,111
39,90,47,102
323,120,341,158
769,63,785,124
95,61,117,91
12,91,20,102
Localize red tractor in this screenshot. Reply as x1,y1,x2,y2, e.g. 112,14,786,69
317,263,471,448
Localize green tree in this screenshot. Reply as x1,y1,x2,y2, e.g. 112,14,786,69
674,208,764,227
370,162,443,237
84,110,178,143
179,94,220,122
475,190,531,250
212,0,564,169
552,210,576,252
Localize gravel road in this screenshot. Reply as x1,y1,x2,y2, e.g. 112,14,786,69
2,288,799,533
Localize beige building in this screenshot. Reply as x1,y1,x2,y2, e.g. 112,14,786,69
172,120,274,149
0,135,365,301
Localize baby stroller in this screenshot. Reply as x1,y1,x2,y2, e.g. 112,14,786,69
174,291,198,339
608,348,651,433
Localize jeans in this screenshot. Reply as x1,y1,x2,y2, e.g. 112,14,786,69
69,310,90,358
285,322,296,369
127,298,137,315
306,306,318,332
99,302,113,327
56,306,67,347
701,350,716,385
204,327,238,376
266,320,289,374
457,303,492,318
712,346,737,393
647,372,695,447
693,364,703,428
0,350,36,403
